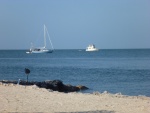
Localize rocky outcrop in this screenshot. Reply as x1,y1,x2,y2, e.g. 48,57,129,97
0,80,89,92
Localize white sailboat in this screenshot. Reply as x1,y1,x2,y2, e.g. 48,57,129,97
26,25,54,54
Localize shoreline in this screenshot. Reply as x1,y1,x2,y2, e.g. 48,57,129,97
0,82,150,113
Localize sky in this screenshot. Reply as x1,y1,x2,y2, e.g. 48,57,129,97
0,0,150,49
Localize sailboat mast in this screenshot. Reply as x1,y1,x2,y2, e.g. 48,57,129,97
44,24,46,48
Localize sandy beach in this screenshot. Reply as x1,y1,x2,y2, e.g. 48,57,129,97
0,83,150,113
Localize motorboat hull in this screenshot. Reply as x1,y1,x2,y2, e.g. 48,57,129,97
86,48,99,51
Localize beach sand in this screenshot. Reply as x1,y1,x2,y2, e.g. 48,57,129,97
0,83,150,113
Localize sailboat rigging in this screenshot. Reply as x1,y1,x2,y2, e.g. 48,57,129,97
26,25,54,54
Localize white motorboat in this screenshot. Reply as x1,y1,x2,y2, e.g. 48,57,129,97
86,44,99,51
26,25,54,54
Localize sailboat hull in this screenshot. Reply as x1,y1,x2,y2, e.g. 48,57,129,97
31,49,53,53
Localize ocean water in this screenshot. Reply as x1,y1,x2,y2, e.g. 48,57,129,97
0,49,150,96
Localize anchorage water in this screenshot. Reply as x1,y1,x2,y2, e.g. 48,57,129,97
0,49,150,96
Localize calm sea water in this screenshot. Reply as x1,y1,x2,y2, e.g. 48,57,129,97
0,49,150,96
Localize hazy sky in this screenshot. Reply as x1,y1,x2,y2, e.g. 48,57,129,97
0,0,150,49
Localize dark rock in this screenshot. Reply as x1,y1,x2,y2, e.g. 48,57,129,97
64,84,80,92
51,80,64,91
76,85,89,90
0,80,89,93
0,80,17,84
